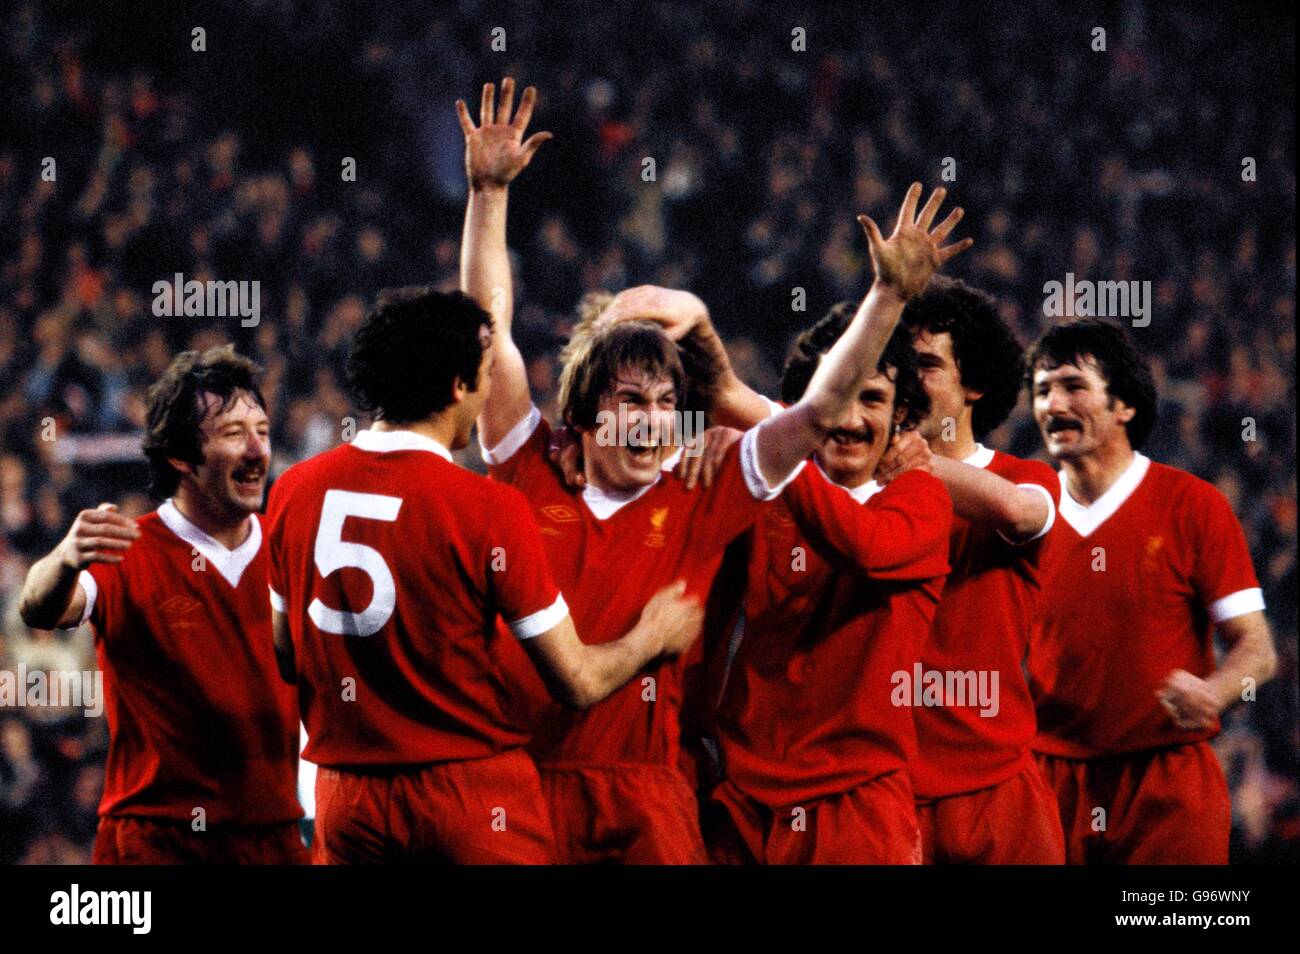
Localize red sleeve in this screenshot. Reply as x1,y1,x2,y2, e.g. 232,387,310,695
689,440,767,553
782,466,952,581
1186,481,1262,618
84,560,119,634
485,416,555,494
992,455,1060,550
486,482,567,639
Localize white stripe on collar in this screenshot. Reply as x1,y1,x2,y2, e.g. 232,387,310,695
353,428,453,462
962,443,995,468
582,477,660,521
1057,453,1150,538
158,499,261,587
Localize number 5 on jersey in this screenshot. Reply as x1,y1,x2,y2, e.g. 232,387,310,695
309,489,403,637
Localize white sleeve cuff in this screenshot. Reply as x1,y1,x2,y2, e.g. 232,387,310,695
761,396,783,419
269,587,286,613
508,593,569,640
480,405,542,466
1209,587,1265,623
70,570,97,628
740,421,806,501
995,483,1057,545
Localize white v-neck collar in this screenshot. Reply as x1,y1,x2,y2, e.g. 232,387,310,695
962,443,995,468
158,499,261,587
582,477,661,521
1057,453,1150,538
813,458,882,504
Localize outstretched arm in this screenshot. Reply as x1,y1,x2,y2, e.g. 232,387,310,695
754,184,972,486
457,78,553,448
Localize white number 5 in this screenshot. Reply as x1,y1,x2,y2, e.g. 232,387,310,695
309,489,402,637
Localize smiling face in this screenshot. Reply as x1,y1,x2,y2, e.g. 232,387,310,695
815,368,901,488
581,367,679,493
176,389,271,522
1032,356,1135,462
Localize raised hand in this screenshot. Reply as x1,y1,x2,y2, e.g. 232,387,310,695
456,77,553,191
599,286,710,341
858,183,973,301
58,503,140,569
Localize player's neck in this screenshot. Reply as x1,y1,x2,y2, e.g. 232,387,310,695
930,428,978,462
1062,442,1137,506
171,490,253,550
927,406,978,461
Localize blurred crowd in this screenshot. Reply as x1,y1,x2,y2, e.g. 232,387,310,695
1,0,1294,863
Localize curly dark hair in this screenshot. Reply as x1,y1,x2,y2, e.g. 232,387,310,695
345,287,491,425
1024,318,1159,450
143,345,265,499
780,302,929,430
902,275,1023,439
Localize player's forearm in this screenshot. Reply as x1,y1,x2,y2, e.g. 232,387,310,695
754,283,906,485
568,624,663,708
460,185,512,330
18,550,80,630
801,282,906,432
711,367,776,431
930,457,1049,539
1207,614,1278,710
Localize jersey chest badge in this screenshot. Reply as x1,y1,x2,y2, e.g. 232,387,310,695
644,507,670,547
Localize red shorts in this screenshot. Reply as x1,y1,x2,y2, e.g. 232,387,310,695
1035,742,1230,864
541,764,708,864
705,770,921,865
313,749,555,864
92,816,308,864
916,760,1064,864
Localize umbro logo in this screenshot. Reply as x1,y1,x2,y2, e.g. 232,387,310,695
540,505,579,523
159,595,201,616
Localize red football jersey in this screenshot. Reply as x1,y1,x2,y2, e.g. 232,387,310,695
265,428,567,768
1029,455,1265,758
78,500,301,826
911,446,1059,799
714,465,952,808
484,406,792,769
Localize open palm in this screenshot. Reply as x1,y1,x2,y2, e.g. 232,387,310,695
456,78,552,190
858,184,972,300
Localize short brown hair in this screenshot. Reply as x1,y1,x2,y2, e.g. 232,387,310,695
557,300,686,431
143,345,265,499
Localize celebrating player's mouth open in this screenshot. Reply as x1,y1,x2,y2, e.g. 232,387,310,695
458,77,971,863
